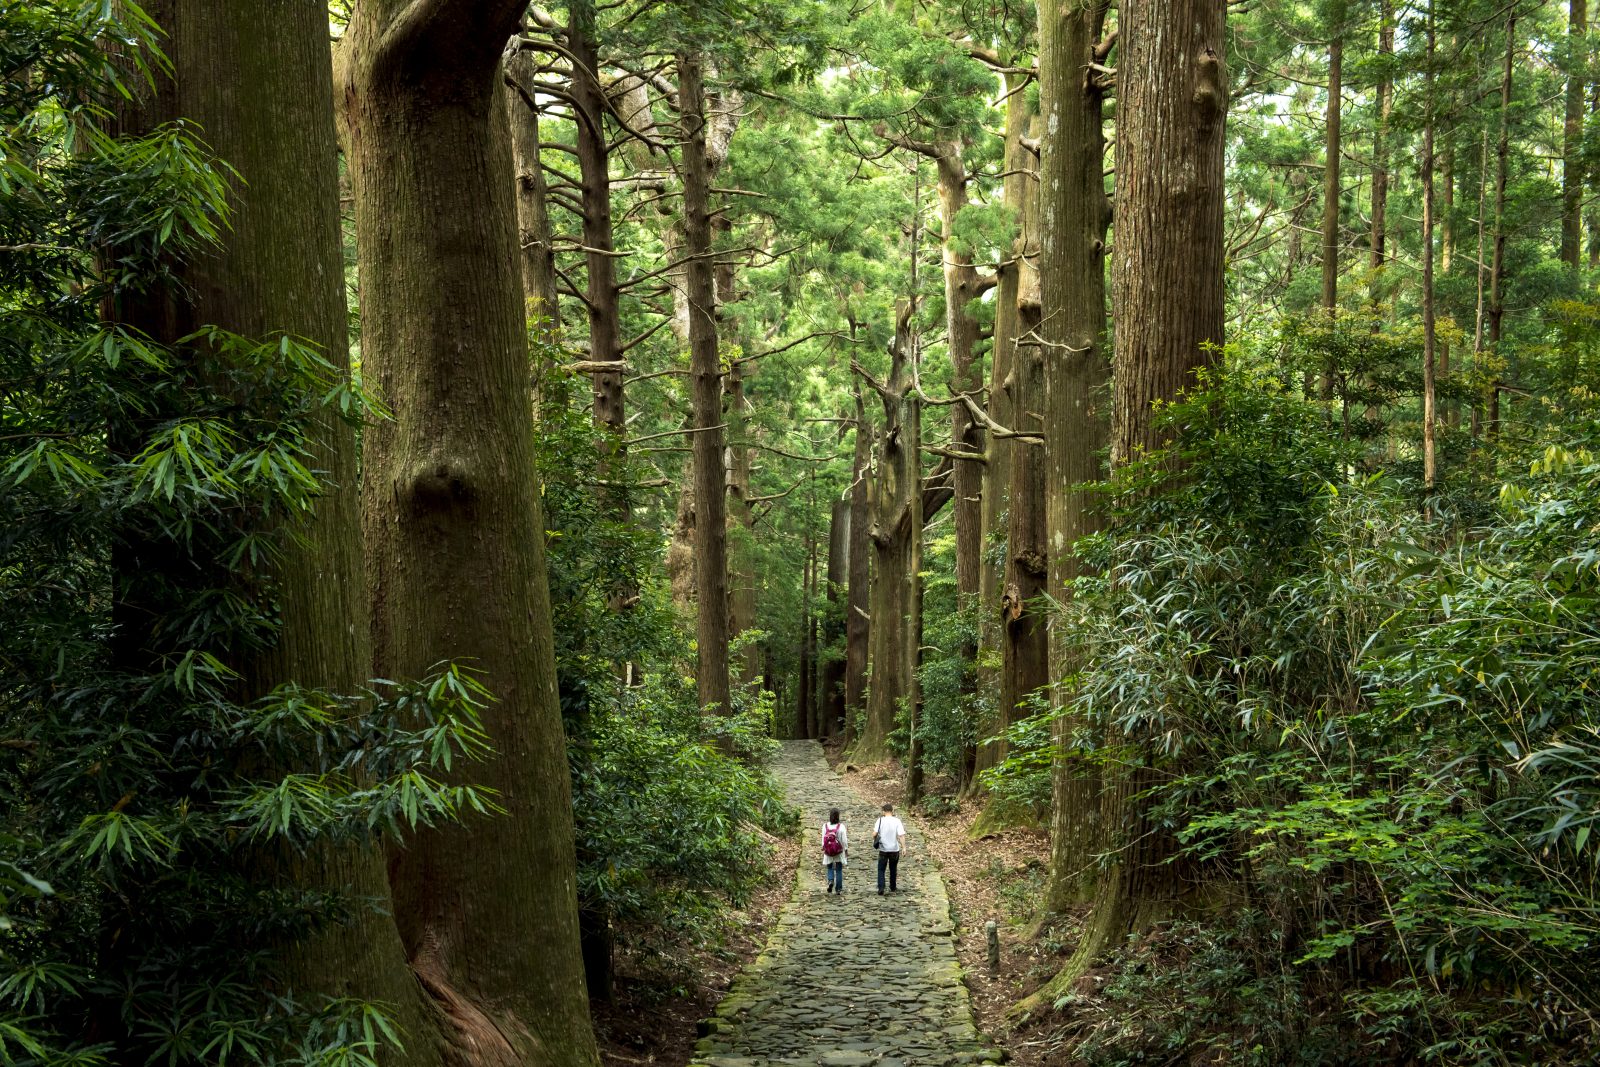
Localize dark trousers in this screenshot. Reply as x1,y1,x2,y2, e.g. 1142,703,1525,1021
876,849,900,891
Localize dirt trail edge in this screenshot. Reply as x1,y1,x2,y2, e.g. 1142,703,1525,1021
692,741,1005,1067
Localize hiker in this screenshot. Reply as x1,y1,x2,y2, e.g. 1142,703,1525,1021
821,808,848,894
873,802,906,894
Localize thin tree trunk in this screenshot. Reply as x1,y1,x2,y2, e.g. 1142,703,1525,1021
727,362,760,684
972,75,1033,794
1441,142,1457,428
822,496,850,737
1591,79,1600,270
569,2,628,499
1564,0,1589,272
1488,12,1514,440
1473,129,1488,442
797,544,814,738
507,48,560,346
1037,0,1113,923
1322,4,1343,319
1371,0,1392,310
844,385,872,744
679,52,731,719
114,4,442,1061
1423,11,1437,501
340,3,599,1063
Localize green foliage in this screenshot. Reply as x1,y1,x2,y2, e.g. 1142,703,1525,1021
534,356,793,962
1021,358,1600,1064
0,7,490,1062
907,533,979,780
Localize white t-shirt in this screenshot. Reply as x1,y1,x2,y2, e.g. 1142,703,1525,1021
874,814,905,852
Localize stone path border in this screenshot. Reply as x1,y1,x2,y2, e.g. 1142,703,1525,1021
691,741,1004,1067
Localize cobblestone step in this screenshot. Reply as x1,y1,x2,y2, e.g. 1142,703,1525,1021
691,741,1005,1067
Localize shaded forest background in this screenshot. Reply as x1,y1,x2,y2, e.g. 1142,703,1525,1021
5,0,1600,1065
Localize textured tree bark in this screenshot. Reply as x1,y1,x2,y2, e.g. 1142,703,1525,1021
1321,3,1342,319
1037,0,1112,921
340,2,599,1063
822,496,850,737
727,362,761,685
569,2,628,502
1423,13,1437,499
1488,12,1514,440
853,304,921,765
1370,0,1392,310
1048,0,1227,996
1564,0,1589,272
679,52,732,720
932,146,985,635
971,77,1033,794
507,48,560,347
844,387,872,744
112,3,442,1061
797,544,814,738
1442,146,1458,428
997,123,1048,796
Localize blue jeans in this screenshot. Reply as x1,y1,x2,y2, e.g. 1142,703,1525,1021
877,850,900,892
826,862,844,891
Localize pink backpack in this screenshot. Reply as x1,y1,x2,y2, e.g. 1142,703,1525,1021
822,823,844,857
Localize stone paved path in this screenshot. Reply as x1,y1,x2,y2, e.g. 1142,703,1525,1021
692,741,1002,1067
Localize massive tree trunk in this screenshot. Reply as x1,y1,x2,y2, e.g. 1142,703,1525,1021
1054,0,1227,993
679,52,732,719
340,3,599,1064
1564,0,1589,272
1036,0,1112,921
852,303,921,766
114,3,440,1060
844,386,873,743
972,76,1033,794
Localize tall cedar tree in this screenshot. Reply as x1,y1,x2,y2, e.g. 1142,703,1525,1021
1053,0,1228,993
338,3,600,1064
680,52,733,721
108,2,439,1059
1038,0,1113,919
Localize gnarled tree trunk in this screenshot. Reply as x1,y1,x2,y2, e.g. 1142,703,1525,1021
340,3,599,1063
113,3,441,1061
852,304,921,766
844,386,872,743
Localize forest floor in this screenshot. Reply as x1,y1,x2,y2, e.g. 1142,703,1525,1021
593,824,800,1067
824,742,1079,1067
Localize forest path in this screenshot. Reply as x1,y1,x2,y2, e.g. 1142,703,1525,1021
691,741,1003,1067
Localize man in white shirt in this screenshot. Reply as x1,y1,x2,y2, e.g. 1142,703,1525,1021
873,802,907,894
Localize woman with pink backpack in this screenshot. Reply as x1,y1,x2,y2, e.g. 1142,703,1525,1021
821,808,849,894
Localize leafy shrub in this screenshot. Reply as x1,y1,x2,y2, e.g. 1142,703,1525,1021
1019,363,1600,1065
0,7,487,1061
